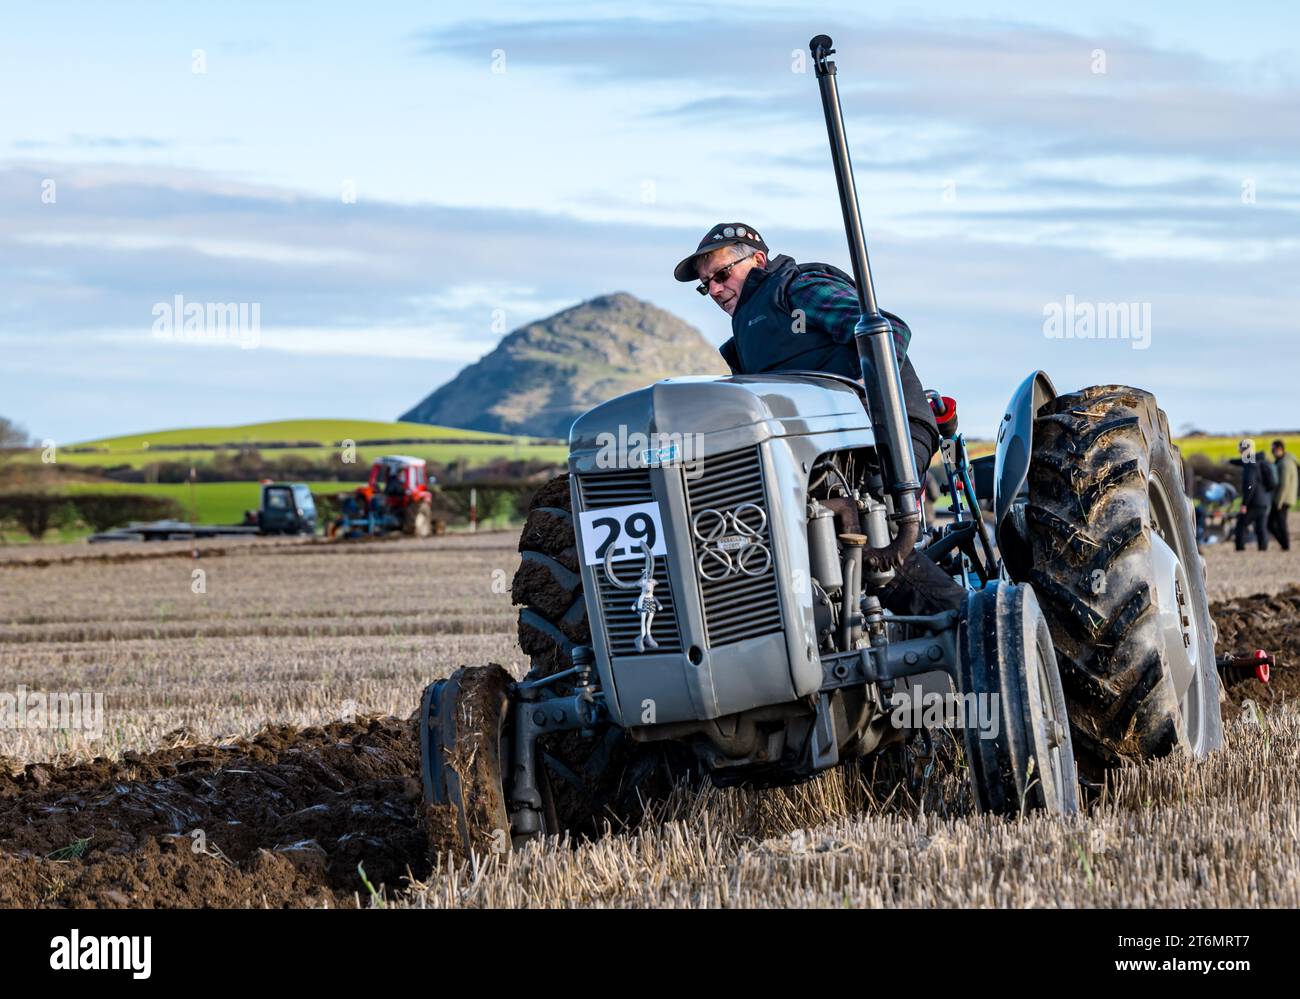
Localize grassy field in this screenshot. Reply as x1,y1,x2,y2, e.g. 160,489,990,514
62,481,356,527
0,481,359,543
42,441,568,470
35,433,1262,474
14,415,1287,475
941,435,1300,463
14,418,567,472
71,418,529,451
1175,434,1300,461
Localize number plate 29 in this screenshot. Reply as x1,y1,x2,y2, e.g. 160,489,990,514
578,502,667,565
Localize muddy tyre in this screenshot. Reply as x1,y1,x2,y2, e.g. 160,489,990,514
403,498,433,537
513,473,695,837
1026,385,1224,771
418,664,513,858
959,583,1079,815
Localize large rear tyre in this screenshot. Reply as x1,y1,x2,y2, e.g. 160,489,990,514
403,498,434,537
1026,385,1224,772
513,473,696,837
959,582,1079,815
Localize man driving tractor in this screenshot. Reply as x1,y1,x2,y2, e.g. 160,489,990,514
674,223,940,479
675,222,956,614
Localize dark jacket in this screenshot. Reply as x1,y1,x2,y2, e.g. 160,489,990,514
718,254,939,474
1238,459,1277,510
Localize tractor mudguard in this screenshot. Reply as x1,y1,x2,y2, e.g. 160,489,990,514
992,370,1057,582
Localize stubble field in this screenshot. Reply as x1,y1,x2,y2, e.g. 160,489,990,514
0,523,1297,908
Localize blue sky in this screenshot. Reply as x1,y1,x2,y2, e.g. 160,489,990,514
2,1,1298,443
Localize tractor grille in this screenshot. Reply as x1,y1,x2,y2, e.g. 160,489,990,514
577,470,683,656
686,446,784,648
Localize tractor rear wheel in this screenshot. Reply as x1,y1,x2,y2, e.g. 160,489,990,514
513,473,696,837
1026,385,1224,773
403,497,434,537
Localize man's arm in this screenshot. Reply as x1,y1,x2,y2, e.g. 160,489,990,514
718,336,741,374
787,271,912,360
788,270,937,477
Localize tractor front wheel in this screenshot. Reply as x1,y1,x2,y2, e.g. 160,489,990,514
959,582,1079,815
417,663,556,859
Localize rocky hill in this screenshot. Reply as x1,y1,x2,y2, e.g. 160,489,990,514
398,292,728,439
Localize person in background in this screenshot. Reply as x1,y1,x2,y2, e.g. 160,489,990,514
1269,439,1297,551
1234,439,1276,551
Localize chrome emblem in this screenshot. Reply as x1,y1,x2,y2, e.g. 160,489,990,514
691,503,771,581
603,542,662,653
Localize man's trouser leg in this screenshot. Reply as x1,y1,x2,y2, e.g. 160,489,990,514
1251,508,1269,550
898,356,940,481
1235,511,1249,550
1268,506,1290,550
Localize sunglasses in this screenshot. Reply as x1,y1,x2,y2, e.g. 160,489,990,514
695,253,753,295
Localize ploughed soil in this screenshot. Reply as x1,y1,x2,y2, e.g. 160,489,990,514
0,590,1295,908
1212,585,1300,711
0,717,432,908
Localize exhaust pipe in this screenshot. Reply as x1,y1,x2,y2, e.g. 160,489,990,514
810,34,921,571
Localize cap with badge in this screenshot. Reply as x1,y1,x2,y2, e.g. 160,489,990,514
673,223,769,282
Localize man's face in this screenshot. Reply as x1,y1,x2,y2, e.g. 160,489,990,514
1274,444,1285,459
696,246,764,316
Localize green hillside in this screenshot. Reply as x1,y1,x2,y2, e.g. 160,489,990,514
46,442,567,471
29,418,566,472
72,418,538,452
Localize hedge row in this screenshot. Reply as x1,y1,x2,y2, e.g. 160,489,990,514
0,492,183,539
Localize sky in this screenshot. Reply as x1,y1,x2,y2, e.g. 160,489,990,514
2,1,1298,444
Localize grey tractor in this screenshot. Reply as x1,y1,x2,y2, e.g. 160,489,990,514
417,34,1223,855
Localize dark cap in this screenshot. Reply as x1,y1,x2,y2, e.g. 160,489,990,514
673,223,769,282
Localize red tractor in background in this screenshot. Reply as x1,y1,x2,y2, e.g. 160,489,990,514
328,455,441,538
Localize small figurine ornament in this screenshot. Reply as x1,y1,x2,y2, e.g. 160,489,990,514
631,576,662,653
603,542,661,654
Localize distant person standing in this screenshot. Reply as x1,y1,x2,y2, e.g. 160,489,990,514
1269,439,1297,551
1234,439,1276,551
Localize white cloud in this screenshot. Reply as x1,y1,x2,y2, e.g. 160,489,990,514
16,230,367,266
95,322,496,361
